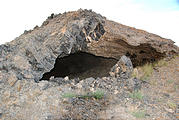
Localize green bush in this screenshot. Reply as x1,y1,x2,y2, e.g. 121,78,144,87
132,111,145,118
92,90,105,99
62,90,104,99
62,93,76,98
129,90,143,100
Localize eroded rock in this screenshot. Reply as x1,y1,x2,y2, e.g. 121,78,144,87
109,55,133,78
0,9,179,120
0,9,178,82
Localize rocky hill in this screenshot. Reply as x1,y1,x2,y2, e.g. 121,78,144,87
0,9,178,120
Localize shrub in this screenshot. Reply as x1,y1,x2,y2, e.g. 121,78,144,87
62,90,104,99
62,93,76,98
167,101,177,109
92,90,105,99
140,63,153,81
129,90,143,100
153,59,168,67
132,111,145,118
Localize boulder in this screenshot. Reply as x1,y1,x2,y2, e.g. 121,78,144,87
109,55,133,78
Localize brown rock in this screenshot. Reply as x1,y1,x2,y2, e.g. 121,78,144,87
0,9,178,82
0,9,178,120
7,72,18,87
98,105,137,120
13,55,31,70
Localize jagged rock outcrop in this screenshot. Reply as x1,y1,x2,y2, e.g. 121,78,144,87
109,55,133,78
0,9,178,82
0,9,179,120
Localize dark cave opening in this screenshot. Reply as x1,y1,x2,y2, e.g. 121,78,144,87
40,52,118,80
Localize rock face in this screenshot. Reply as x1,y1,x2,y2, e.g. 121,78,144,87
0,9,178,82
0,9,179,120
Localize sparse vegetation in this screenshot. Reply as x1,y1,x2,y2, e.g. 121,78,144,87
174,85,179,91
153,59,168,67
131,68,138,78
167,101,177,109
150,79,157,86
62,93,76,98
132,110,146,118
129,90,143,100
136,59,168,81
140,63,153,81
62,90,105,99
91,90,105,99
156,98,164,103
173,54,179,59
167,80,174,84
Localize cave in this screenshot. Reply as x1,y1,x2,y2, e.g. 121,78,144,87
40,52,118,80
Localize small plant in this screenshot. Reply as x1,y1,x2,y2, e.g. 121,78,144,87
62,93,76,98
92,90,105,99
167,101,177,109
129,90,143,100
131,68,138,78
167,80,174,84
140,63,153,81
132,111,145,118
174,85,179,91
153,59,168,67
150,79,157,86
62,90,104,99
156,98,164,103
173,55,179,59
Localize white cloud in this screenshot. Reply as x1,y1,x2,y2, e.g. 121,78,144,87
0,0,178,46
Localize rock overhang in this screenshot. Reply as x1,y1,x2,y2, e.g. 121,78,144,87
0,9,178,82
0,9,179,120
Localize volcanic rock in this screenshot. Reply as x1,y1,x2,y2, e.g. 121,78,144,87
0,9,179,120
0,9,178,82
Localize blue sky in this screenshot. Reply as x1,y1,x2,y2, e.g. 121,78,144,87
134,0,179,11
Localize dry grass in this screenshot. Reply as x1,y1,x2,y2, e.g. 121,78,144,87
167,101,177,110
153,59,168,67
133,59,169,81
140,63,153,81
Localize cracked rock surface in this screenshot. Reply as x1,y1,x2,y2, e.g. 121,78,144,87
0,9,179,120
0,9,178,82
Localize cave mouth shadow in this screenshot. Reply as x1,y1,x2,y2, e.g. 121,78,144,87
40,52,118,80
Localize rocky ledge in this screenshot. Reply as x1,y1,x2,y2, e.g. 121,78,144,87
0,9,178,120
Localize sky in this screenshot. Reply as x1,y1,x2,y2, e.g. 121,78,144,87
0,0,179,46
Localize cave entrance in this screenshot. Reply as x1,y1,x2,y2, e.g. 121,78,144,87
40,52,118,80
